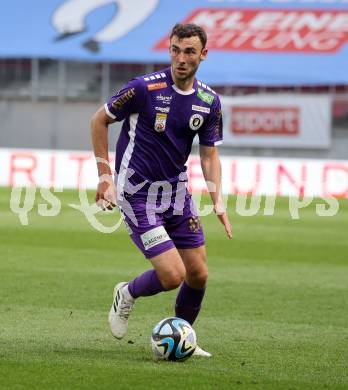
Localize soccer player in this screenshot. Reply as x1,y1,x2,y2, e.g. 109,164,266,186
91,23,232,357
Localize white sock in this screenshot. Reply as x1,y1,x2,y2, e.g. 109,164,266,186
122,285,135,301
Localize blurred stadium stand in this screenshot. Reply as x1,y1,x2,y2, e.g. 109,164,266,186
0,58,347,159
1,0,348,158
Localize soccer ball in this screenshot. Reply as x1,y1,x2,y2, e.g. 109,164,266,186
151,317,197,361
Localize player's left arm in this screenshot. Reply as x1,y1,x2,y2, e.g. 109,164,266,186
200,145,232,239
198,94,232,238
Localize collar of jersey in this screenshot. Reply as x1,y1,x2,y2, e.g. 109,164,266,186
166,67,196,96
171,83,195,95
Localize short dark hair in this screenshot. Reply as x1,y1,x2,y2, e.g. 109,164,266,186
170,23,207,49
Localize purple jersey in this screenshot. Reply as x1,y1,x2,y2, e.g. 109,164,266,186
104,67,223,192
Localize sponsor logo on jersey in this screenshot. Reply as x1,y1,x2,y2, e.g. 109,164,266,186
156,94,172,105
155,106,170,113
192,105,210,114
112,88,135,110
147,82,167,91
154,113,167,132
197,88,214,105
141,226,170,250
189,114,204,131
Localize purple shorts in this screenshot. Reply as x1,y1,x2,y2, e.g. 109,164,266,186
118,190,205,259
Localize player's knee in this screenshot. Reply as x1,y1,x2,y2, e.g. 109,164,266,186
160,270,185,290
199,270,209,286
187,267,208,289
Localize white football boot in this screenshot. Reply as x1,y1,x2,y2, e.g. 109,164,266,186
193,345,212,357
108,282,135,339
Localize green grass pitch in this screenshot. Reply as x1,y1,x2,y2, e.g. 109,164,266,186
0,187,347,389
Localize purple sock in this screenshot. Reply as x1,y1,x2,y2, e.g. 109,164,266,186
128,269,166,299
175,282,206,325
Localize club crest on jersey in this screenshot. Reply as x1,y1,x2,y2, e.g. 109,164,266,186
154,113,167,132
189,114,204,131
147,82,167,91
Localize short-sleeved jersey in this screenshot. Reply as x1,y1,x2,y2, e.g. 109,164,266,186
104,67,223,192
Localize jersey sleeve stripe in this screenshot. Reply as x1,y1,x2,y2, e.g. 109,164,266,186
117,113,139,196
104,103,116,120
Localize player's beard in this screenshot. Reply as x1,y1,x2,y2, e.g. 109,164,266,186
175,63,199,82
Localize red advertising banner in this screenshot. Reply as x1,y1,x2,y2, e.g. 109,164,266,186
231,106,300,136
1,149,348,198
219,94,331,148
155,8,348,53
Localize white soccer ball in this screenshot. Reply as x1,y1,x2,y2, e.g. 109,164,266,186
150,317,197,361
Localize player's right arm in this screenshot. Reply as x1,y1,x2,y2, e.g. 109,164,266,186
91,106,116,209
91,77,145,209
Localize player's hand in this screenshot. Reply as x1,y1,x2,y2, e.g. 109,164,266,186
95,174,117,211
214,205,232,239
